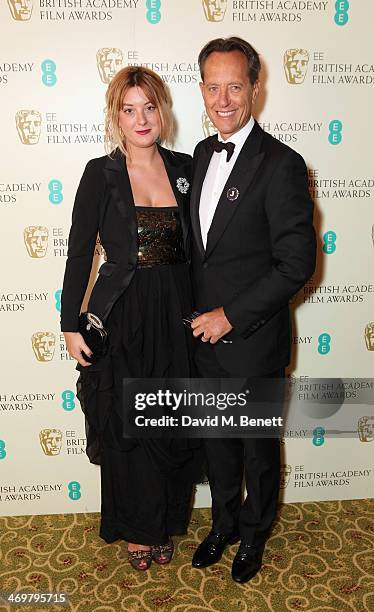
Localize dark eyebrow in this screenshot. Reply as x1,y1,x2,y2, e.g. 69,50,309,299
122,100,152,107
206,82,243,87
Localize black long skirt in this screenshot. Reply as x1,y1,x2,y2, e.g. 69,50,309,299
77,262,201,545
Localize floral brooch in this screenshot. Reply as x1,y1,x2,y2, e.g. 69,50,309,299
176,177,190,194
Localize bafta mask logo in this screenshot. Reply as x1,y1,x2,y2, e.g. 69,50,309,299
365,322,374,351
7,0,33,21
280,464,292,489
202,0,227,22
31,332,56,362
284,49,309,85
202,111,217,138
357,416,374,443
24,226,49,258
16,110,41,144
39,429,63,455
96,48,124,84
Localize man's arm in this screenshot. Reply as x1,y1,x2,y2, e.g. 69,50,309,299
224,149,316,338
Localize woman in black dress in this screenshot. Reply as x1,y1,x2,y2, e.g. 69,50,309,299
61,66,198,571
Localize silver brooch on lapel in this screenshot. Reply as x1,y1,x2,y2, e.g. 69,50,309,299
227,187,239,201
176,177,190,194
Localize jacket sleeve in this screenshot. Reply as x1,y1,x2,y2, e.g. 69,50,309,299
60,159,104,331
224,150,316,339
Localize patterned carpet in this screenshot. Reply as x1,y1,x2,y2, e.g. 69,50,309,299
0,499,373,612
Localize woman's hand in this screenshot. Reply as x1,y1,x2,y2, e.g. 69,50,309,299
63,332,92,367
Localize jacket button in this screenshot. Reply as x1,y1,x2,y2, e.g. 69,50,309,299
203,262,208,269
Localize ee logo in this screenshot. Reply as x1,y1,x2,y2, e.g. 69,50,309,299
146,0,161,24
312,427,325,446
0,440,6,460
334,1,349,26
318,333,331,355
68,481,81,500
41,59,57,87
48,180,63,205
328,120,343,145
62,390,76,412
323,230,337,254
55,289,61,312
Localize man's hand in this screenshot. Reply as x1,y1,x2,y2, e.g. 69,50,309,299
64,331,92,367
191,307,233,344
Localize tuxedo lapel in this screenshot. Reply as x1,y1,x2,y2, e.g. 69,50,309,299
157,145,190,253
190,139,214,258
104,149,135,218
205,122,264,258
103,150,137,268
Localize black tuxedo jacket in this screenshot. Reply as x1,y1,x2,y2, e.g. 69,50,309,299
60,145,192,331
191,121,316,376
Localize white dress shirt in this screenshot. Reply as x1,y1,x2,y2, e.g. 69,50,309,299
199,116,255,249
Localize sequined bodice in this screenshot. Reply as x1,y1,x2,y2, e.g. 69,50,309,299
136,206,186,268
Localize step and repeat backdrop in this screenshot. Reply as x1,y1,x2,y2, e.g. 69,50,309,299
1,1,373,516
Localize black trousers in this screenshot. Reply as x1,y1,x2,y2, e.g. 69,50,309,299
195,343,284,546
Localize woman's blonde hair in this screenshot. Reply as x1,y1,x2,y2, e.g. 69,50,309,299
105,66,175,156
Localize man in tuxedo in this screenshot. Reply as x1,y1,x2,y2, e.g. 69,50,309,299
190,37,316,583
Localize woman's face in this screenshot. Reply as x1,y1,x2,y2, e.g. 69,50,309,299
118,86,161,150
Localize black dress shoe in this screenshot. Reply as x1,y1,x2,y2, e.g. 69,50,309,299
231,543,264,583
192,531,240,569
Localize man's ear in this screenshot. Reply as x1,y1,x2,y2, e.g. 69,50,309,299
199,81,204,97
252,80,260,104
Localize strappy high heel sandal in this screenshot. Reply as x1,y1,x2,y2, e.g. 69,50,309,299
128,548,152,571
151,539,174,565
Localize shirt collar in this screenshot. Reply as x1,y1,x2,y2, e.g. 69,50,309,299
218,116,255,149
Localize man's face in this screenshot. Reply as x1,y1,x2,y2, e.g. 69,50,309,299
200,51,259,140
97,49,123,84
284,50,309,84
32,333,55,361
7,0,33,20
16,111,41,144
202,0,227,21
24,226,48,258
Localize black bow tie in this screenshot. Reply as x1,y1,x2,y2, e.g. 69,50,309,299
209,138,235,162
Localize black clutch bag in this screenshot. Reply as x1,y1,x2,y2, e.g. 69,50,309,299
78,312,108,363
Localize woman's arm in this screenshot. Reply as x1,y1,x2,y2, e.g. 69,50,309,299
60,159,104,364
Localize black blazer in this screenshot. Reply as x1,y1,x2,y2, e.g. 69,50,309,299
61,145,192,331
191,121,316,376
